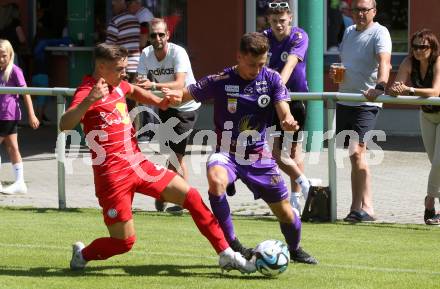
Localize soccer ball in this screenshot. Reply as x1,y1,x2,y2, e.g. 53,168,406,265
254,239,290,277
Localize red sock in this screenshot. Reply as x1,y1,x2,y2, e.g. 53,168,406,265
182,187,229,254
82,235,136,261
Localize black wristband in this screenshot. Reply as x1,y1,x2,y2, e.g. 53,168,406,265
375,83,385,91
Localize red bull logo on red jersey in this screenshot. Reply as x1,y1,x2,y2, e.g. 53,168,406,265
99,102,130,128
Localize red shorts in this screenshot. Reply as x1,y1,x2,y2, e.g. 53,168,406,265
96,160,176,225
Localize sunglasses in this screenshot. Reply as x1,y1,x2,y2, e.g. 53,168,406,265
268,2,290,9
351,7,374,14
150,32,166,39
412,44,430,51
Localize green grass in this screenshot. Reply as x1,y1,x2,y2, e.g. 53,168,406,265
0,207,439,289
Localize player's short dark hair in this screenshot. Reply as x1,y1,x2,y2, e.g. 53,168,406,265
94,43,128,62
239,32,269,56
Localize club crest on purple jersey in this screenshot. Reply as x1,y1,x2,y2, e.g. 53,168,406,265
281,51,289,62
257,94,271,108
227,98,237,114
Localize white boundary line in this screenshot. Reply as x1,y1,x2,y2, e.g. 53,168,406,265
1,242,440,275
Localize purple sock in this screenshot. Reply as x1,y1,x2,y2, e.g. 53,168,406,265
209,193,236,243
279,210,302,252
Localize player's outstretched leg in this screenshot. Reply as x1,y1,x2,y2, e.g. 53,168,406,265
70,242,87,270
181,187,256,274
218,248,255,274
208,193,253,260
70,231,136,270
159,173,255,274
269,200,318,265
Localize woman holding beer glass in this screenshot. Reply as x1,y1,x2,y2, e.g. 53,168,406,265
389,29,440,225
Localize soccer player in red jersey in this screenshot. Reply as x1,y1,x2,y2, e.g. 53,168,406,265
60,43,255,274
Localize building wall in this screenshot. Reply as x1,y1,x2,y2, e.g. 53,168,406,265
187,0,244,79
410,0,440,39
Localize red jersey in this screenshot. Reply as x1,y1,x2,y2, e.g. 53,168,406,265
69,76,145,189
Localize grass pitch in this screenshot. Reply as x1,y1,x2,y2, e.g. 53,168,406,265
0,207,439,289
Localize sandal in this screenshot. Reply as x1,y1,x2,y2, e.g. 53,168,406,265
343,211,360,222
425,214,440,226
343,210,376,222
356,210,377,222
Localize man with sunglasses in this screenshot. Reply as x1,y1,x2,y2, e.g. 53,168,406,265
261,1,315,214
329,0,392,222
136,18,201,215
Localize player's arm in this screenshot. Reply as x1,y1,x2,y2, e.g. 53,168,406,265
60,78,108,131
280,31,307,85
274,100,299,132
127,84,170,110
280,54,299,85
162,87,194,106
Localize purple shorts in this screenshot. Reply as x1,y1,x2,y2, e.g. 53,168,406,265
207,152,289,203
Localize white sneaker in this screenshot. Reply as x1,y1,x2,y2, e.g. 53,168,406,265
2,181,27,195
219,250,256,274
70,241,87,270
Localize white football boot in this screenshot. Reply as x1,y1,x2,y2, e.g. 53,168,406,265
2,181,27,195
219,249,256,274
70,241,87,270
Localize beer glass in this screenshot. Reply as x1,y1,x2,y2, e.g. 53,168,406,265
331,63,346,84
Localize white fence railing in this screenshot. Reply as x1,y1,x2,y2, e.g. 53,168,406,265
1,86,440,221
0,87,74,209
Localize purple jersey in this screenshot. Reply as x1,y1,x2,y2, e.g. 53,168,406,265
264,27,309,92
188,66,289,152
0,64,26,120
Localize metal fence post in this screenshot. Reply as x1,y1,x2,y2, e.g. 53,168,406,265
326,97,337,221
56,94,66,209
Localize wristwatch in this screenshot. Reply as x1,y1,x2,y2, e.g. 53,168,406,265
409,87,415,96
375,83,385,91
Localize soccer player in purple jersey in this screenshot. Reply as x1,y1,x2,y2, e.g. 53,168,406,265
263,1,313,213
164,32,318,264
